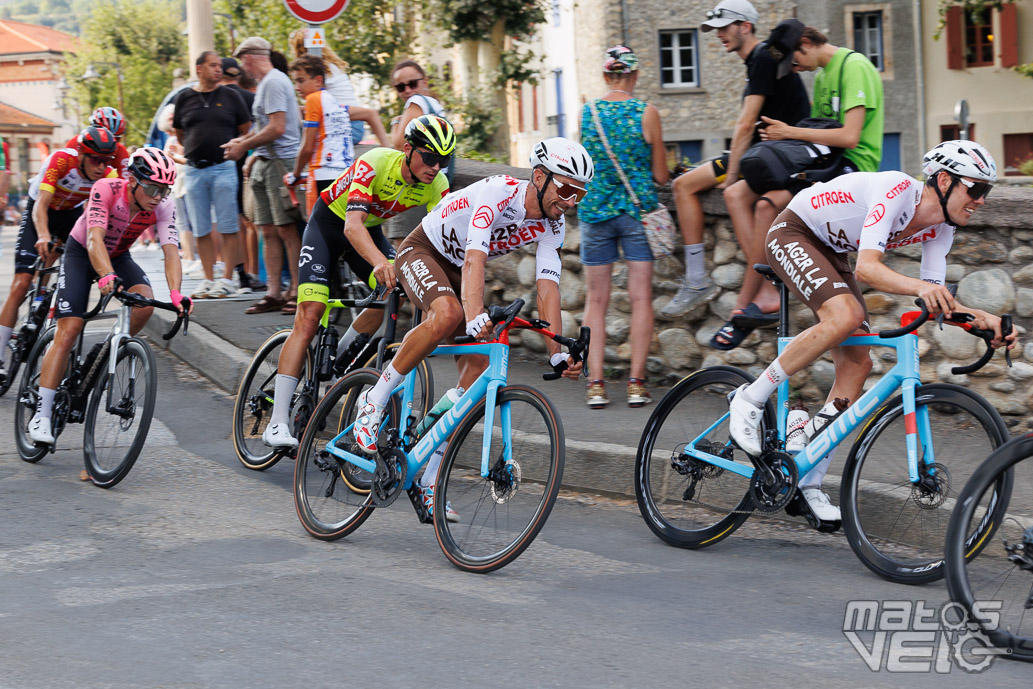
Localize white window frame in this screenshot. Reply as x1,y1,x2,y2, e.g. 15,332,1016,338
845,3,894,79
659,29,699,89
853,10,883,71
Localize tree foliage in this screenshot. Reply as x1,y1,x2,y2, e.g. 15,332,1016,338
431,0,544,44
61,0,185,146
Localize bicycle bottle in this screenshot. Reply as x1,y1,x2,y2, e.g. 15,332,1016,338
414,387,464,439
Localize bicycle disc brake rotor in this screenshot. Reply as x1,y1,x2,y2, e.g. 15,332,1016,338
749,450,798,513
489,457,521,504
911,462,950,509
370,448,408,507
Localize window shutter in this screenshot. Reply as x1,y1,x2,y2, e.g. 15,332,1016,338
946,5,964,70
999,3,1019,67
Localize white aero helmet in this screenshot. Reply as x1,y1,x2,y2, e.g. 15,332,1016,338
922,140,997,183
530,137,594,184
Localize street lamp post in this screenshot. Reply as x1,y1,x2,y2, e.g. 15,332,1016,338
213,12,236,54
82,62,125,116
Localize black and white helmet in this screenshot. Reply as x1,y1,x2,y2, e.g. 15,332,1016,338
530,138,594,184
922,140,997,183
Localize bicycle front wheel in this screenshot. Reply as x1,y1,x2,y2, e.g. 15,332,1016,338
945,434,1033,662
14,325,56,463
232,329,312,470
434,384,564,573
83,338,157,488
293,368,378,540
841,384,1010,585
0,290,32,397
635,367,771,549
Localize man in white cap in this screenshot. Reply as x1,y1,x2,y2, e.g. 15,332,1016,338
659,0,809,341
223,37,303,315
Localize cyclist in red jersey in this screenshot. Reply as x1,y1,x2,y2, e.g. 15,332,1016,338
27,148,191,445
61,108,131,179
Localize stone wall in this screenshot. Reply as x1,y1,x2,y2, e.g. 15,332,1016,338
447,154,1033,430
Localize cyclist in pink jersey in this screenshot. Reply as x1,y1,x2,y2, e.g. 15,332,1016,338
28,148,192,445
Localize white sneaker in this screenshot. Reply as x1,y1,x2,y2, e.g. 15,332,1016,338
205,279,237,299
352,389,385,454
236,284,254,296
801,488,841,521
191,279,216,299
728,384,763,456
262,421,298,449
28,415,55,445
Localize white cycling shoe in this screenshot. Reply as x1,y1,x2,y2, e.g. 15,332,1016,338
28,415,55,445
801,488,841,522
353,389,385,454
262,422,298,449
728,384,764,456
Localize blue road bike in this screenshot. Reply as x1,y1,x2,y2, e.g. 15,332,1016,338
293,299,590,573
636,265,1013,584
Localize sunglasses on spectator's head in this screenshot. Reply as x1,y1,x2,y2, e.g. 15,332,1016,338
954,175,992,200
551,178,588,203
87,155,114,166
393,78,423,93
138,182,171,201
415,148,449,169
706,8,748,20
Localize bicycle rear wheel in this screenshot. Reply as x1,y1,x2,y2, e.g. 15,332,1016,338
14,325,56,463
232,329,313,470
945,434,1033,662
293,368,378,540
841,384,1010,585
635,367,772,549
434,384,564,573
83,338,157,488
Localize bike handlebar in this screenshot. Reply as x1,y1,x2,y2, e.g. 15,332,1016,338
84,287,191,340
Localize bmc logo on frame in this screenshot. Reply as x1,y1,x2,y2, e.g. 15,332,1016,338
843,600,1010,673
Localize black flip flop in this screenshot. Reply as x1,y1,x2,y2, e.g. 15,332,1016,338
709,320,751,351
731,302,779,330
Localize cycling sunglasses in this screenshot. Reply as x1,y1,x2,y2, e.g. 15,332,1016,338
415,148,449,169
706,8,749,20
87,154,114,166
551,177,588,203
393,78,423,93
138,181,172,201
954,175,993,200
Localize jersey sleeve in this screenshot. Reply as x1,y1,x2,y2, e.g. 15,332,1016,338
534,220,565,284
840,56,881,114
154,197,179,247
919,225,954,285
857,172,916,253
39,153,73,194
344,152,378,215
303,92,322,128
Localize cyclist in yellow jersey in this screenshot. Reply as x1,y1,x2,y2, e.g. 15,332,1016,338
263,115,455,448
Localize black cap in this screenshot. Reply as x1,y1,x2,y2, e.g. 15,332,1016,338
766,18,805,79
221,56,242,78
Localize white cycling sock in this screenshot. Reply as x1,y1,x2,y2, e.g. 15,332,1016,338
421,445,446,487
270,374,299,426
36,386,57,419
744,358,787,406
335,324,361,359
0,325,12,356
368,361,406,409
800,447,839,490
684,244,707,288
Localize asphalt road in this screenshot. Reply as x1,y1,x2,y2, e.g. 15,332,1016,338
1,345,1030,688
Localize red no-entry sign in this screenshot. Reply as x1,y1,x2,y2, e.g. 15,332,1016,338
283,0,350,24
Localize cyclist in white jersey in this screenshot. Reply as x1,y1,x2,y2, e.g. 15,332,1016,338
727,140,1017,525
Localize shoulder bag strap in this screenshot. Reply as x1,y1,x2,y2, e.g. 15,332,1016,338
834,50,858,118
587,100,642,210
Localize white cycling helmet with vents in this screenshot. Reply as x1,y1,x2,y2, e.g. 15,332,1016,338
530,138,595,184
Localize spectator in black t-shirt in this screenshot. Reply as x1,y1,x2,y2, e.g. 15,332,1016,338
658,1,809,351
174,50,253,299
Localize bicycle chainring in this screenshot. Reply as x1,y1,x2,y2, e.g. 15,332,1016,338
370,448,408,508
749,450,798,513
911,462,950,509
292,390,315,440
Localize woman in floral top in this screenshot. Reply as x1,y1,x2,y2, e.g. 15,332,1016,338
578,45,669,409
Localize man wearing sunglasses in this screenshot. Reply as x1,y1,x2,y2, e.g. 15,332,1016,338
0,126,119,388
349,137,591,516
726,140,1017,530
28,148,191,444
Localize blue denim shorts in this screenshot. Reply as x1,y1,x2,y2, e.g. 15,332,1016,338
579,213,654,266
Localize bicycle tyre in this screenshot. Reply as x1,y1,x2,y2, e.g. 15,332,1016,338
0,290,35,397
14,325,56,463
293,368,378,541
83,338,157,488
232,329,313,471
841,384,1010,585
635,366,773,549
945,433,1033,662
434,384,564,573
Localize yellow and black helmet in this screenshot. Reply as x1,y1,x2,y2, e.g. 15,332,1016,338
404,115,456,156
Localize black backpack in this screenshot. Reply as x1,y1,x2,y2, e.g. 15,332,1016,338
739,117,845,194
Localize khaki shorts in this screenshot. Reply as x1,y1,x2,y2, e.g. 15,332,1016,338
250,156,302,227
765,210,870,331
396,225,462,312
